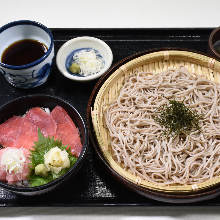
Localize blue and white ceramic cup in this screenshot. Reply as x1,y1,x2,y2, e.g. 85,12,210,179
0,20,54,89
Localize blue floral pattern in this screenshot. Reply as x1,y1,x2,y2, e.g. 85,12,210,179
0,63,51,89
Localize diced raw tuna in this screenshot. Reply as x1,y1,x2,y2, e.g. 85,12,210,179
0,116,38,150
55,123,82,157
51,106,82,157
0,105,82,158
51,106,74,125
0,147,30,184
16,117,38,150
25,107,57,137
0,116,24,148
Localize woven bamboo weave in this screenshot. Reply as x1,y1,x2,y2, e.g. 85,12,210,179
91,50,220,193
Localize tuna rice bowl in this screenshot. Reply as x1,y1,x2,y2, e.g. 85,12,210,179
0,95,87,192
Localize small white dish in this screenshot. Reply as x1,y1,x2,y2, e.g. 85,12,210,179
56,36,113,82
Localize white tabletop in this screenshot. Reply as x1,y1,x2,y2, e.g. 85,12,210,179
1,0,220,28
1,0,220,219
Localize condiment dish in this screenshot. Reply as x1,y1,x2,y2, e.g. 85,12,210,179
56,36,113,82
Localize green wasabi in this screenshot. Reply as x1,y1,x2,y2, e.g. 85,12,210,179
69,63,80,74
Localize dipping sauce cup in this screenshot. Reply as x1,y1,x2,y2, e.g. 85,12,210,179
208,27,220,61
0,20,54,89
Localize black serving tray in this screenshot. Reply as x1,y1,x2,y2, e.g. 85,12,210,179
0,28,219,207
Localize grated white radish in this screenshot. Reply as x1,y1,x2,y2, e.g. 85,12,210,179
72,49,104,76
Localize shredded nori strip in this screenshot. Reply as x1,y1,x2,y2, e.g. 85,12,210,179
154,99,202,136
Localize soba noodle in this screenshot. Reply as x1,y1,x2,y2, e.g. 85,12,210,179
105,67,220,185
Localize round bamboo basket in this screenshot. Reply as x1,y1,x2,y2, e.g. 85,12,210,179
91,50,220,193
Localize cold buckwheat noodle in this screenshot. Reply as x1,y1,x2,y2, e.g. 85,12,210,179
105,67,220,185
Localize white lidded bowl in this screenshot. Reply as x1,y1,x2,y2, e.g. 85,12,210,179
56,36,113,82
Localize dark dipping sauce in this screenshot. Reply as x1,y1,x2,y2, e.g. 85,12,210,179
1,39,48,66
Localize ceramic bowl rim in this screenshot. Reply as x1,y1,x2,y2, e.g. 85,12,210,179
0,20,54,70
208,26,220,58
